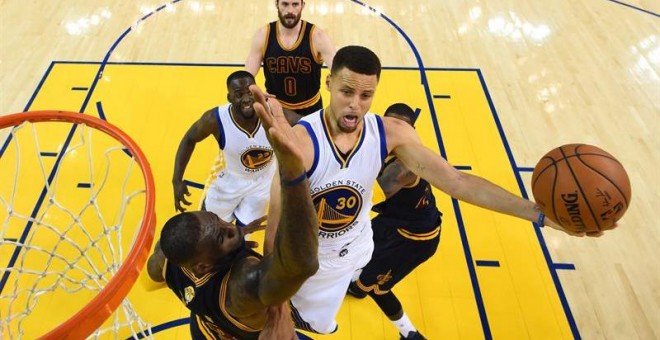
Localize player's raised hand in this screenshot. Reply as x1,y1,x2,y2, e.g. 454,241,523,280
249,84,304,179
543,217,605,237
243,215,267,235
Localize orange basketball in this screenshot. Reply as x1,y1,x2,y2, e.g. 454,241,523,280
531,144,631,233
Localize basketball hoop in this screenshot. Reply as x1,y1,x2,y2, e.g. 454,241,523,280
0,111,156,339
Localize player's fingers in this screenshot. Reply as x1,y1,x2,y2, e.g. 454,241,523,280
181,197,192,205
586,231,604,237
245,240,260,249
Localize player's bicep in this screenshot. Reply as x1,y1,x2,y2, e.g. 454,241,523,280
314,29,336,68
185,109,219,143
246,28,267,75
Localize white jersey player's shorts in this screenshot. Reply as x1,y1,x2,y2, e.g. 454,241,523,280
203,170,272,225
290,226,374,334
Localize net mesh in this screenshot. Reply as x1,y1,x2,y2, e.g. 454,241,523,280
0,114,154,339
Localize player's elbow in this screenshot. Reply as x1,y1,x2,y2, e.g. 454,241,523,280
298,255,319,278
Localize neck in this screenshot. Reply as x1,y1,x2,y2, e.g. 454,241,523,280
278,20,302,35
231,105,258,129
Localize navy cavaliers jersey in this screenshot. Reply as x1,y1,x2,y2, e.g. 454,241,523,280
164,249,262,339
215,104,275,179
262,20,323,111
372,156,441,231
297,110,387,254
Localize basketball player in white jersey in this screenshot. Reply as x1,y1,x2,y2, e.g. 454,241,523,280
263,46,599,335
173,71,275,227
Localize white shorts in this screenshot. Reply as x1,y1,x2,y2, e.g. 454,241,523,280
203,170,272,225
290,226,374,334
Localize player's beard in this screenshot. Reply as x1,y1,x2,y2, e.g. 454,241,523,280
278,10,301,29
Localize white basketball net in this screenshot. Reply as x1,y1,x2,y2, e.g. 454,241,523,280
0,118,153,339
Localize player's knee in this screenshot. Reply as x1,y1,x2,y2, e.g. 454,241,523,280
369,290,402,318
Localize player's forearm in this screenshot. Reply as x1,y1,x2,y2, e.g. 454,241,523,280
450,172,540,223
172,139,195,183
271,175,319,278
245,55,261,76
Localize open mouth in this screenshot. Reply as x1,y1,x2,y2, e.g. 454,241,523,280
342,115,358,129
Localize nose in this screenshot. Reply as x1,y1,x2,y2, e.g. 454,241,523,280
348,95,359,110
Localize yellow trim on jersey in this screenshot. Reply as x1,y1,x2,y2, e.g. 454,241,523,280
181,267,216,287
402,176,421,188
196,315,219,340
355,279,390,295
261,24,270,59
218,259,262,333
397,226,441,241
322,110,364,168
276,21,307,51
309,25,323,64
229,105,261,138
278,91,321,110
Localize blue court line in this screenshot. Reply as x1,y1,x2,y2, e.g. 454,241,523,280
40,152,58,157
414,108,421,121
476,260,501,267
476,69,581,339
455,165,473,171
71,87,89,91
0,62,56,159
77,183,91,188
0,0,184,296
605,0,660,17
127,317,313,339
433,95,451,99
95,101,134,158
95,101,107,120
183,179,205,190
517,167,535,172
351,0,492,337
553,263,577,270
50,60,479,72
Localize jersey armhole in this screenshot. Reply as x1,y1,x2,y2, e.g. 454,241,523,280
296,120,319,177
261,24,271,59
215,106,226,149
375,115,387,164
309,25,323,65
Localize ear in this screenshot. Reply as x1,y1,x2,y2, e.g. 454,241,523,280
227,92,231,102
325,74,331,91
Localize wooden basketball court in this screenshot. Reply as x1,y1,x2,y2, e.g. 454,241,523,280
1,1,658,339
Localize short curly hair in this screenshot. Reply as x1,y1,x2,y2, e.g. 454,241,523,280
160,212,202,266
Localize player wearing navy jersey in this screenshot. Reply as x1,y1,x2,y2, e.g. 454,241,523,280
346,103,440,340
172,71,275,226
246,0,335,122
263,45,588,335
150,87,318,339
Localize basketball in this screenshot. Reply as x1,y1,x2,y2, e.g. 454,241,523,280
531,144,631,233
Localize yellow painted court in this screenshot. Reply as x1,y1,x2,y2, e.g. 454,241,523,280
2,62,574,339
1,1,658,339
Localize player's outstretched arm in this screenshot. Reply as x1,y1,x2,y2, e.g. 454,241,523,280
250,84,319,305
383,116,591,237
172,110,219,212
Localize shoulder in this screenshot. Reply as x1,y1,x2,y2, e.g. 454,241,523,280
382,116,418,153
250,25,270,47
225,257,264,316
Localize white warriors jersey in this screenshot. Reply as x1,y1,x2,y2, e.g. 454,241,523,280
214,104,275,178
297,110,387,254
